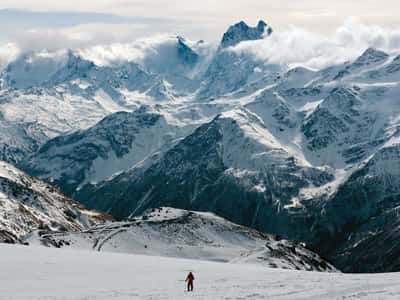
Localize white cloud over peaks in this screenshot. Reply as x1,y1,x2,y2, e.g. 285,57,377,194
1,20,400,72
11,23,151,52
78,35,214,69
231,20,400,70
78,20,400,73
77,35,172,67
0,43,20,69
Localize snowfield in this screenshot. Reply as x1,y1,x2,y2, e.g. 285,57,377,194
1,244,399,300
26,207,336,272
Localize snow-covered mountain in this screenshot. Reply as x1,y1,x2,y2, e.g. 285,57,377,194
197,21,278,99
1,20,400,272
0,36,204,164
27,207,336,272
21,108,189,196
0,21,275,163
74,108,332,231
314,141,400,272
0,161,109,243
54,47,400,272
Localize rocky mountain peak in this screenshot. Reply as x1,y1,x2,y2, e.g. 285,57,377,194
353,47,389,66
257,20,267,31
176,36,199,65
220,20,272,48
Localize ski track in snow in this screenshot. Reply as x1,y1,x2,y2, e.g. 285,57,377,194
0,244,399,300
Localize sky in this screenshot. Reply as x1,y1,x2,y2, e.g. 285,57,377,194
0,0,400,43
0,1,400,69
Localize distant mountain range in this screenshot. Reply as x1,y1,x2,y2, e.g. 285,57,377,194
1,20,400,272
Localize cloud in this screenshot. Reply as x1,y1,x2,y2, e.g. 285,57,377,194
231,19,400,69
78,35,214,73
77,35,174,67
11,23,153,52
0,43,20,69
1,19,400,73
290,11,337,18
0,10,211,55
0,8,216,45
2,1,400,38
0,9,149,29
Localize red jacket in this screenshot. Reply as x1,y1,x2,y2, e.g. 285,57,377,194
186,273,194,283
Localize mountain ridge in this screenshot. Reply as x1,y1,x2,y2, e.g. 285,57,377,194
0,21,399,272
27,206,337,272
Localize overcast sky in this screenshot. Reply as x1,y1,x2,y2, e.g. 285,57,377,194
0,0,400,43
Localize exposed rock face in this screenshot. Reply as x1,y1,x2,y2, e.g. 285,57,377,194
177,36,199,65
75,109,333,246
0,161,109,242
21,109,183,196
220,20,272,48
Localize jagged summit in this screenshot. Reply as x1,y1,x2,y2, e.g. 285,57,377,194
353,47,389,67
220,20,272,48
333,48,390,80
176,36,199,65
48,50,95,84
257,20,267,30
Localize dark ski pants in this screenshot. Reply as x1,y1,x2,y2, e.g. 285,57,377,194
187,282,193,291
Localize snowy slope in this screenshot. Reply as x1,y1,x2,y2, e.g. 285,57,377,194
63,47,400,273
0,38,202,164
2,20,400,273
197,47,281,100
0,161,108,243
0,51,163,165
314,141,400,272
1,244,400,300
75,108,333,226
0,50,69,89
21,108,188,196
27,207,336,272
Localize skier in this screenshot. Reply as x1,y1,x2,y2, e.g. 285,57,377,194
185,272,195,292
